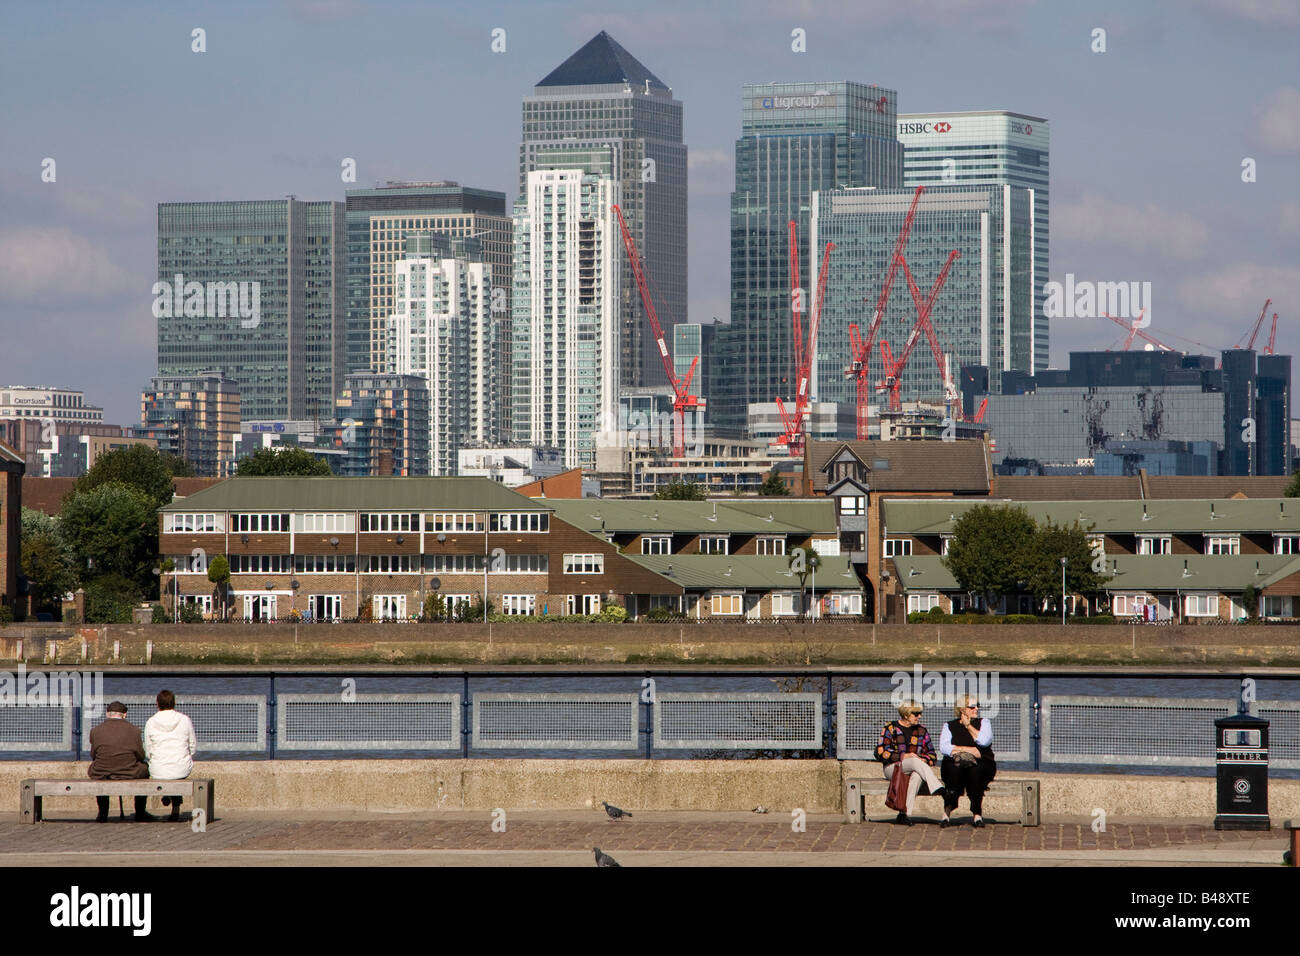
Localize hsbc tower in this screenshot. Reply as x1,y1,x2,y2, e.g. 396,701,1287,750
897,111,1049,376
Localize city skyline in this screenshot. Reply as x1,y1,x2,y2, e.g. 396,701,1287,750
1,1,1296,428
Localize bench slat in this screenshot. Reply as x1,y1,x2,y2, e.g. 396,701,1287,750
21,779,215,824
845,777,1040,826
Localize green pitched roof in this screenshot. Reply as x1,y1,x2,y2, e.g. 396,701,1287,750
160,477,550,513
891,554,1300,593
542,498,818,534
627,554,861,590
718,498,838,533
883,498,1300,536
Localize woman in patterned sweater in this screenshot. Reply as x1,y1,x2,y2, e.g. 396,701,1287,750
876,700,947,826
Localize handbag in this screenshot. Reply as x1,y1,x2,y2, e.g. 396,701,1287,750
885,763,909,812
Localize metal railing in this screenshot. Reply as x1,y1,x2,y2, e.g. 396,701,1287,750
1,668,1296,771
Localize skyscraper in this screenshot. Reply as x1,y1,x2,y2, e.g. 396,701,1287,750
512,168,621,469
139,371,241,476
811,184,1034,407
897,111,1049,374
711,82,904,435
343,183,510,380
388,233,499,475
330,372,430,477
521,30,686,391
156,199,345,422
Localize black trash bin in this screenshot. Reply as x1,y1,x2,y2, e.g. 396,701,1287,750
1214,711,1270,831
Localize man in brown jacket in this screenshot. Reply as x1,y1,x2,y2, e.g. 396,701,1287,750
88,700,153,822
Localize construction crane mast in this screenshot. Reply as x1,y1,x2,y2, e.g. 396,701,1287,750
845,185,926,439
612,204,704,458
1102,311,1176,352
876,251,960,412
775,220,834,456
1241,299,1272,351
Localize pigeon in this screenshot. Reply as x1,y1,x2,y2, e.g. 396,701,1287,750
602,801,631,820
752,806,770,814
594,847,621,867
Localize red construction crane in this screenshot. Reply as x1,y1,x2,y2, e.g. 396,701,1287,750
875,251,960,411
1239,298,1271,350
1266,310,1279,355
612,204,704,457
1102,311,1177,352
845,185,926,438
973,397,988,423
775,220,834,455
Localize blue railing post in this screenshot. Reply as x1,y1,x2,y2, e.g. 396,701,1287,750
1032,674,1041,771
824,671,835,759
644,671,653,760
462,674,470,758
267,674,277,760
72,696,82,763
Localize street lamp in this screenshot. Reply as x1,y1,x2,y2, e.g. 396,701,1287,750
1060,557,1067,627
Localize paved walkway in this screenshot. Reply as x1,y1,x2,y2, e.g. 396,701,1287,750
0,811,1289,866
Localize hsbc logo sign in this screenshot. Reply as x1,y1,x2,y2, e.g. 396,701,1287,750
898,121,951,135
1011,121,1034,135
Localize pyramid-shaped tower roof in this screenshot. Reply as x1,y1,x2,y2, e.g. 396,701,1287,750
536,30,669,91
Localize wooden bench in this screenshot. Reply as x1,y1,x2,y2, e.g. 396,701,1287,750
21,779,214,824
845,776,1039,826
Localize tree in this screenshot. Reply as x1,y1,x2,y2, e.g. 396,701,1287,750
20,508,77,616
1019,519,1111,610
788,547,822,621
1287,470,1300,498
236,446,332,476
74,444,190,508
207,555,231,622
759,471,790,496
653,479,706,501
942,504,1037,609
83,572,140,624
1242,584,1259,621
59,483,159,595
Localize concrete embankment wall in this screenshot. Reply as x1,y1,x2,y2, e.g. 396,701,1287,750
6,760,1298,820
6,622,1300,665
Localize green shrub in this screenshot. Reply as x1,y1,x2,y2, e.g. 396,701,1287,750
84,574,139,624
178,602,204,624
151,603,168,624
646,606,685,622
906,611,927,623
598,604,628,623
0,606,12,625
926,606,948,620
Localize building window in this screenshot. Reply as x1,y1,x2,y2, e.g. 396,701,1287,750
361,513,419,533
501,594,536,616
298,513,349,533
372,595,407,620
180,595,212,616
306,594,341,620
1137,536,1171,555
426,513,482,533
1205,536,1240,555
771,592,800,617
838,496,866,516
230,555,292,574
164,513,222,533
231,513,290,533
1276,536,1300,555
490,512,549,532
364,555,418,573
883,538,912,558
493,554,548,574
1184,594,1219,617
1263,595,1293,618
563,554,604,574
566,594,602,615
756,536,786,556
294,554,356,573
698,537,728,555
641,536,672,555
907,593,940,614
710,593,742,615
824,593,863,615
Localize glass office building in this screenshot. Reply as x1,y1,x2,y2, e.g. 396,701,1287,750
710,81,904,435
156,200,345,423
897,111,1049,375
810,184,1033,407
521,31,686,392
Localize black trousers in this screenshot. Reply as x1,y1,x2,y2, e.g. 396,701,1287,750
940,756,997,815
97,795,149,818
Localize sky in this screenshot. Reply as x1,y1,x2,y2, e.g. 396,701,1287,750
0,0,1297,427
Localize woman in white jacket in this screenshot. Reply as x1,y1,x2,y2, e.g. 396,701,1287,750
144,689,197,821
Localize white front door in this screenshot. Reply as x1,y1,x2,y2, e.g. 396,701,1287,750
243,595,277,621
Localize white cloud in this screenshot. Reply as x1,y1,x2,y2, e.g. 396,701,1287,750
1174,262,1300,317
1197,0,1300,27
1255,86,1300,154
688,148,733,196
1281,201,1300,236
0,228,135,303
1055,193,1211,260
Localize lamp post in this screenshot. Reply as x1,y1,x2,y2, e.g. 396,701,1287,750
1060,556,1067,627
